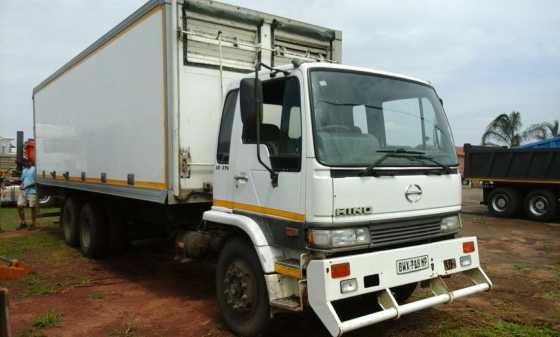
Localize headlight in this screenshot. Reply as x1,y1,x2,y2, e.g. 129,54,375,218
440,215,462,233
340,278,358,294
308,228,370,249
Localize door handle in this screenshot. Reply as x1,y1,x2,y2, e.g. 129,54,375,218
233,174,249,182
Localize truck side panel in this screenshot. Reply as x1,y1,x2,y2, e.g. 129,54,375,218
177,65,241,193
34,4,169,202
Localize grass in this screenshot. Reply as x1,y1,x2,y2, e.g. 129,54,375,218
89,291,105,300
33,310,63,328
542,290,560,301
15,329,47,337
21,274,57,297
0,207,59,231
512,262,531,272
438,320,558,337
109,321,141,337
0,230,67,260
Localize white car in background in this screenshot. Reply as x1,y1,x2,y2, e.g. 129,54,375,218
1,182,56,207
0,183,20,206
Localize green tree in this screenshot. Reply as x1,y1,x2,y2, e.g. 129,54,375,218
523,120,559,140
481,111,523,147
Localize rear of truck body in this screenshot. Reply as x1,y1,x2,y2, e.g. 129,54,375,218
33,1,491,336
464,143,560,221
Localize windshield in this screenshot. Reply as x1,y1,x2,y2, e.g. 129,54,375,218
309,69,457,167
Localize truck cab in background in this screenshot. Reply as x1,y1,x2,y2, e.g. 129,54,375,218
202,62,492,336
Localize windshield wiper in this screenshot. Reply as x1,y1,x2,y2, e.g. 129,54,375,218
376,149,426,155
412,155,452,173
361,149,452,176
360,151,413,176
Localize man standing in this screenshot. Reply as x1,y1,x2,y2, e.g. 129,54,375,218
17,160,37,230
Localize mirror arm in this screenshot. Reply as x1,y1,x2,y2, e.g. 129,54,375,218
260,62,290,76
254,61,279,188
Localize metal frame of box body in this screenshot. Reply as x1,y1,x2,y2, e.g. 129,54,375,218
32,0,341,204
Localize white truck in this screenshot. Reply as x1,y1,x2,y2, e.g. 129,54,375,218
33,0,492,336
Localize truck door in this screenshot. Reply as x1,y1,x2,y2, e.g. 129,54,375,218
230,76,305,230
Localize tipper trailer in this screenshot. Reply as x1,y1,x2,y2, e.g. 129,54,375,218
464,143,560,222
33,0,492,336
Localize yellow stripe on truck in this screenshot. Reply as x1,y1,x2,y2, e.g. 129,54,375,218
213,199,305,222
41,176,167,190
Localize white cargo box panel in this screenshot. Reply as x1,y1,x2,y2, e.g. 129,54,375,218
33,0,341,204
34,1,171,203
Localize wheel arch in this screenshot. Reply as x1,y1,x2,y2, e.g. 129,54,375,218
203,210,281,273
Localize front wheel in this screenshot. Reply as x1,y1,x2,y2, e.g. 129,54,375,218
216,237,270,337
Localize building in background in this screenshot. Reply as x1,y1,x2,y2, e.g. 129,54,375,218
0,137,15,154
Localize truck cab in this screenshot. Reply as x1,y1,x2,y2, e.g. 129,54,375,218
203,62,492,336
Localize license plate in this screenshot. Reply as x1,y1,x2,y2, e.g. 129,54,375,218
396,255,429,274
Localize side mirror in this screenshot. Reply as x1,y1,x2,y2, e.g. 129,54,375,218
240,78,263,141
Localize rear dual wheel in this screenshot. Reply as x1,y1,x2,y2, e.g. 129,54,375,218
487,188,521,217
62,197,81,247
79,202,108,259
62,196,127,258
524,189,557,222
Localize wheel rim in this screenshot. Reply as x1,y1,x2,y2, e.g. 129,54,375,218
223,259,256,314
81,216,91,248
529,195,549,216
491,194,508,212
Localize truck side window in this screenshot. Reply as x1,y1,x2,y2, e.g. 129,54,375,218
257,77,302,172
216,90,238,164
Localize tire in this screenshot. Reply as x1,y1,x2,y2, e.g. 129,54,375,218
487,188,521,217
62,197,81,247
392,282,417,304
216,237,270,337
523,189,557,222
79,201,108,259
106,203,128,255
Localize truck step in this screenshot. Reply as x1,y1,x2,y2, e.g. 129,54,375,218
270,296,303,312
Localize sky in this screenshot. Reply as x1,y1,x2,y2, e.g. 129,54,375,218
1,0,559,146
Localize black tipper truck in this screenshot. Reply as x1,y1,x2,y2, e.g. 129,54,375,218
464,143,560,221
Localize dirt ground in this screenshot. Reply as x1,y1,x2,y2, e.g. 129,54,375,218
1,188,559,337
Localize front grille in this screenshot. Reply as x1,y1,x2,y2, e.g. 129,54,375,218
369,217,442,248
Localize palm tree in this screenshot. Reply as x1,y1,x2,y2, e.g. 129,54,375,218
523,120,559,140
481,111,523,147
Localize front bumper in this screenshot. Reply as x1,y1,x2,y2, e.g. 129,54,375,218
307,237,492,336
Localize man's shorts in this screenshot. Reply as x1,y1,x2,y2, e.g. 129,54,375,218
17,191,37,208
